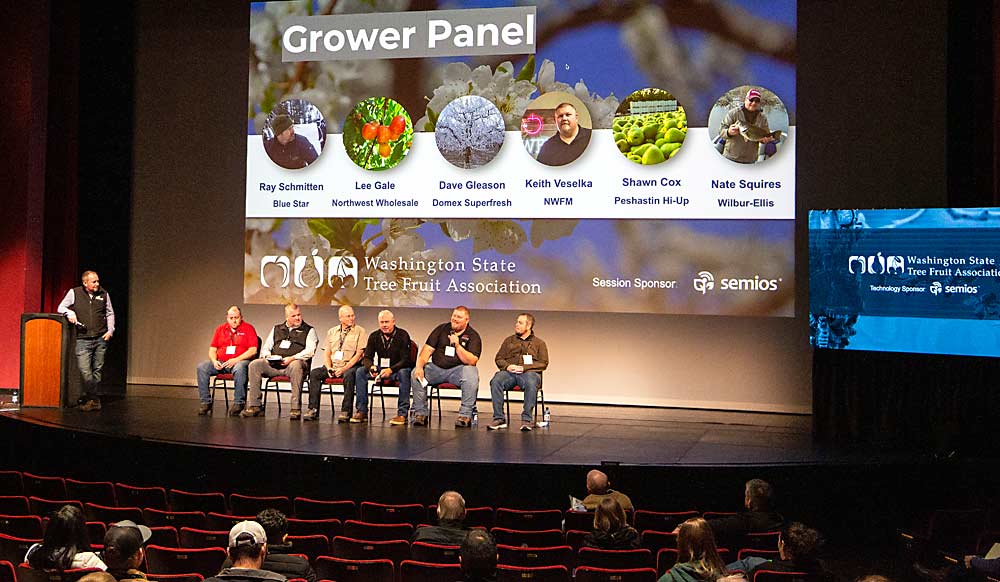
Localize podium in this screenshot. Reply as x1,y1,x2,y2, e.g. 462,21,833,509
20,314,76,408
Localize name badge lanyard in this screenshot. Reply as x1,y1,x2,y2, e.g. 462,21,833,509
375,330,396,383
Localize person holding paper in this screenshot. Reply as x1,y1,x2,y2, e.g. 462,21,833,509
353,310,413,426
195,306,258,416
305,305,365,422
242,303,317,418
487,313,548,431
411,306,482,428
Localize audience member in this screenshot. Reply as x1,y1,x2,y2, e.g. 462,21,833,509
581,469,634,511
102,520,153,582
459,529,497,582
583,497,640,549
221,510,315,582
25,505,107,570
728,522,826,579
412,491,470,546
205,521,285,582
707,478,784,545
659,518,733,582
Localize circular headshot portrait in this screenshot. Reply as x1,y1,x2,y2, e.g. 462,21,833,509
435,96,505,169
612,88,687,165
343,97,413,171
709,85,789,164
262,99,327,170
520,92,592,167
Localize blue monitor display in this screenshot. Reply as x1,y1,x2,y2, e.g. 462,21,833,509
808,208,1000,356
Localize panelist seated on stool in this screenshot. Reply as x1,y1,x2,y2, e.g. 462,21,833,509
305,305,365,422
242,303,317,418
195,306,258,416
487,312,548,432
354,309,414,425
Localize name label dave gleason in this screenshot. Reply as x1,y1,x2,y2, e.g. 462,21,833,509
281,7,536,61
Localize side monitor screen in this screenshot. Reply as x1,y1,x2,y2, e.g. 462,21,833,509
809,208,1000,356
246,1,797,316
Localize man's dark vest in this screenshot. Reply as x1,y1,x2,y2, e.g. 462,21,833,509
71,286,108,338
271,322,313,357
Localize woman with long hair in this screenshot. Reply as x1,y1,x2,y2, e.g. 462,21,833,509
660,517,734,582
25,505,106,571
583,497,640,550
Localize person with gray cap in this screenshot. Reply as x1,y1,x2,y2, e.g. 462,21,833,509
263,114,318,169
204,521,285,582
103,520,152,582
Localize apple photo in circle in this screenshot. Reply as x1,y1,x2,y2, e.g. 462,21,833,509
612,87,687,165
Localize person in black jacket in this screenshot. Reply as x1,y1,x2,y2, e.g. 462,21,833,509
221,511,315,582
412,491,469,546
206,521,285,582
459,530,497,582
706,479,784,546
583,497,640,550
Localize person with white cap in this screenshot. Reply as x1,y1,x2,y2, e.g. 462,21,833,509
204,521,285,582
103,520,153,582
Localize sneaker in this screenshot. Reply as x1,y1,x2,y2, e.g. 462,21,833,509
228,404,245,417
520,422,533,432
455,416,472,428
239,406,263,418
412,415,428,427
79,399,102,412
350,412,368,423
487,420,507,430
389,415,407,426
197,403,213,416
302,408,319,422
337,412,351,423
289,409,301,420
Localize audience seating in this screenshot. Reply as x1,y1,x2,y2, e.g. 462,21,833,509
491,528,564,548
144,508,208,529
361,502,426,527
315,556,394,582
229,493,291,516
148,574,204,582
497,544,572,569
753,570,813,582
0,533,39,565
743,532,781,551
16,566,102,582
149,525,181,548
22,474,67,501
286,517,342,539
577,547,653,570
640,530,677,553
0,498,28,517
0,474,23,497
145,544,228,578
169,490,227,514
0,514,42,539
206,512,253,531
331,536,410,565
179,527,229,549
462,507,495,530
565,530,589,551
633,510,699,533
398,559,462,582
115,483,168,510
29,497,82,517
84,502,143,525
563,511,595,532
293,498,357,521
0,560,13,582
926,509,988,554
495,508,562,531
286,534,330,561
64,479,116,506
575,566,658,581
656,548,678,577
497,564,570,582
410,541,460,564
701,511,738,520
85,521,107,544
343,520,413,541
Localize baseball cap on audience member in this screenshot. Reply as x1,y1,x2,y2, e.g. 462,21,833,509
229,520,267,547
111,519,152,543
103,525,145,568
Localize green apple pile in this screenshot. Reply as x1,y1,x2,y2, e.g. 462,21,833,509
612,109,687,165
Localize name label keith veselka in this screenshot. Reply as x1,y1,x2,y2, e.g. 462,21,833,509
525,178,593,188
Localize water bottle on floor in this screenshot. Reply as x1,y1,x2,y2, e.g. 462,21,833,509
472,410,479,428
538,407,551,427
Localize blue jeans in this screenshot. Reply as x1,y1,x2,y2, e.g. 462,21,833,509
490,371,540,422
411,363,479,417
196,360,250,405
355,367,412,415
75,337,107,398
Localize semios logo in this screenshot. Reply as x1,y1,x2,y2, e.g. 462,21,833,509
930,281,942,295
260,250,358,289
693,271,715,295
848,252,904,275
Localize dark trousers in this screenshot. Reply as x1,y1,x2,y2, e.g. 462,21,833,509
308,364,361,412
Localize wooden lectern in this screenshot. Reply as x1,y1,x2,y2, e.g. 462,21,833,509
20,314,75,408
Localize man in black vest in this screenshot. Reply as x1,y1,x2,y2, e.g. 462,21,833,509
58,270,115,411
242,303,318,418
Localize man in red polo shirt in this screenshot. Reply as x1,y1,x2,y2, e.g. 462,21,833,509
196,306,258,416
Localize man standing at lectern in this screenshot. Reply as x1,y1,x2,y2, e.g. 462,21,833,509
58,270,115,411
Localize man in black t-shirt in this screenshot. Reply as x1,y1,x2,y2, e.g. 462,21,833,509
411,306,482,428
535,102,591,166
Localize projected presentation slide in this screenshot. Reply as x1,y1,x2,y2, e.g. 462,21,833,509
809,208,1000,357
246,1,796,316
